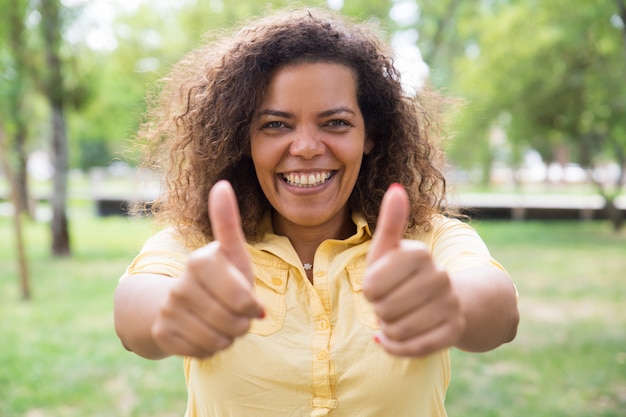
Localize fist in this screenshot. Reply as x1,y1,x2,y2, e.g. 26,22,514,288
363,184,465,357
151,181,265,358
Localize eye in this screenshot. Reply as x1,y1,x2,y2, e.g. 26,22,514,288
326,119,351,128
262,121,286,129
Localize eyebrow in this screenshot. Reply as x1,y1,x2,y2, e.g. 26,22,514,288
319,107,356,118
257,107,356,118
257,109,292,118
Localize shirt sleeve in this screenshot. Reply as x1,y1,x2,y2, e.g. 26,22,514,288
426,216,507,274
120,227,196,280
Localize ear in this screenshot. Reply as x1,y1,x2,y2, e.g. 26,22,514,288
363,137,374,155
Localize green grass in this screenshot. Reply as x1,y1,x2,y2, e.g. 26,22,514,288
0,214,186,417
447,220,626,417
1,216,625,416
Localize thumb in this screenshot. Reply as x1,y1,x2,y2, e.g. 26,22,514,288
366,183,410,265
208,180,254,283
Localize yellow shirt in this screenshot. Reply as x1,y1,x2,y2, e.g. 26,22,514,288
123,213,506,417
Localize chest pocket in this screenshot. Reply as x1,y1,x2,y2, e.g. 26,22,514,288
248,263,288,336
346,265,380,330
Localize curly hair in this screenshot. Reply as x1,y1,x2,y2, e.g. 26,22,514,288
135,7,449,242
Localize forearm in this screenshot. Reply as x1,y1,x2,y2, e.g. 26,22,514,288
113,273,178,360
451,265,519,352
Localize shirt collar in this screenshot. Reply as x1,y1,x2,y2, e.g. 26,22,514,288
249,211,371,269
255,211,371,243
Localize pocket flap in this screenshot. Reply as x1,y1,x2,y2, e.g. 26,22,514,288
252,260,289,294
346,264,365,292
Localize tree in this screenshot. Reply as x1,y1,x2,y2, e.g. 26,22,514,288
448,0,626,230
39,0,71,255
0,124,31,299
70,0,331,167
0,0,33,216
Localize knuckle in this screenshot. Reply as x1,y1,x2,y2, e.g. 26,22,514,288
195,331,233,357
373,303,391,321
150,320,170,345
229,292,255,314
195,350,215,360
383,327,401,341
186,258,208,278
187,243,220,270
362,285,374,301
381,321,406,341
387,343,414,358
169,284,189,303
212,335,234,352
361,278,378,301
158,301,179,323
411,337,439,357
150,321,163,340
230,317,252,336
444,291,462,314
452,315,467,335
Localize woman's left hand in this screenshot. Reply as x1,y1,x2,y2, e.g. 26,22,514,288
363,184,467,357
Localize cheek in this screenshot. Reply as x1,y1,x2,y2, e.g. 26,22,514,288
250,142,276,188
339,142,369,167
250,140,265,169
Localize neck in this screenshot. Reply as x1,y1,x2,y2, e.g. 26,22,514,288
272,210,355,265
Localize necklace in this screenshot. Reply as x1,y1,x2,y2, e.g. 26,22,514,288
303,263,313,271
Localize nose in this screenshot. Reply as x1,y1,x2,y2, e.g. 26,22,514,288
289,126,325,159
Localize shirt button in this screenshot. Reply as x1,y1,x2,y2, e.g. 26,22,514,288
271,277,283,286
317,319,329,330
315,270,326,278
316,350,329,361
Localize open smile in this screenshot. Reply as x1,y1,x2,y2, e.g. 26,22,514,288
280,171,335,188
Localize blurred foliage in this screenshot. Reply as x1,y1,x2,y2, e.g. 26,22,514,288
447,0,626,173
1,0,625,183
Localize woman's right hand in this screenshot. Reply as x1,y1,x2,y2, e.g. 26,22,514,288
150,181,265,358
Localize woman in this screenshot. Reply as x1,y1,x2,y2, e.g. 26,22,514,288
114,8,519,416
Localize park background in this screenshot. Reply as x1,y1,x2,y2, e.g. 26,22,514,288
1,0,625,416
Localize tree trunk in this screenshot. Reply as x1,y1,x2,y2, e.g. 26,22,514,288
604,197,624,233
422,0,462,65
0,125,31,300
51,107,70,256
40,0,71,256
608,134,625,233
14,122,31,216
7,0,32,217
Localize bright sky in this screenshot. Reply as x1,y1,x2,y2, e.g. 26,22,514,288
62,0,192,51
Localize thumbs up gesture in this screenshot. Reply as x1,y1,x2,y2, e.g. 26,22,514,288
363,184,466,357
151,181,265,358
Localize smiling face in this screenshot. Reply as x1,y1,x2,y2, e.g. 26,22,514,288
250,62,373,238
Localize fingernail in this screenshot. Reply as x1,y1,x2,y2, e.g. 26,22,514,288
257,309,266,319
373,333,381,344
389,183,404,191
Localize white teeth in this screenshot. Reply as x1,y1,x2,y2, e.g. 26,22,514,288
283,171,332,187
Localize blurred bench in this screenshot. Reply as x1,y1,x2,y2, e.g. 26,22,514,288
451,193,626,220
90,165,159,217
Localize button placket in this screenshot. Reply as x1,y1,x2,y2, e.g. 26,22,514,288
311,317,333,407
316,318,329,330
308,250,335,410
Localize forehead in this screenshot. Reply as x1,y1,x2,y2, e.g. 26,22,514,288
260,62,358,107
